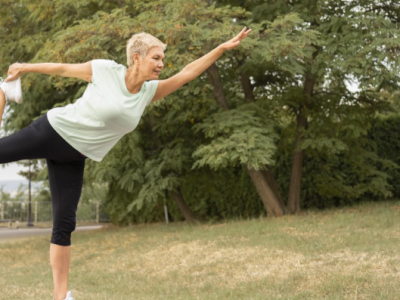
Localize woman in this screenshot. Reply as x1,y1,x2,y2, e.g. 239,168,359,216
0,27,251,300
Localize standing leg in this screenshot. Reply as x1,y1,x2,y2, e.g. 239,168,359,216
47,158,85,300
50,244,71,300
0,107,86,299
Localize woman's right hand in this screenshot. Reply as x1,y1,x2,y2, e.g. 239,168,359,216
219,27,252,51
5,63,24,82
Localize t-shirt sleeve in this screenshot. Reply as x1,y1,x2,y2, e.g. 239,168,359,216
145,80,159,106
91,59,115,85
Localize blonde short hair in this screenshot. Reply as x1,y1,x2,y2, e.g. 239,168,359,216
126,32,167,67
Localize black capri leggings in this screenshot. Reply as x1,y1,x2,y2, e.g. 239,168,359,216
0,113,86,246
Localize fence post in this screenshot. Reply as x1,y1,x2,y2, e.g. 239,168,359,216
163,198,169,225
96,202,99,223
34,202,38,224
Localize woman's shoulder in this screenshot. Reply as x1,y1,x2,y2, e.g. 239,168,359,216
91,60,126,84
92,59,123,68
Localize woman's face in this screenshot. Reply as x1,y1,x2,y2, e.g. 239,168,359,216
141,46,164,80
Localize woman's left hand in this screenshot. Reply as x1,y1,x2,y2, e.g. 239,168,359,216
5,63,23,82
219,27,252,51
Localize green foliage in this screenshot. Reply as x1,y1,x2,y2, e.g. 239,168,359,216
274,121,396,209
193,106,278,170
102,165,264,225
178,167,264,220
368,114,400,199
251,13,320,75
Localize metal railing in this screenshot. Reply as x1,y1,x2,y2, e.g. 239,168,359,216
0,201,109,224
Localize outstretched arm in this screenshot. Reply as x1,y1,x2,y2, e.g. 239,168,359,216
5,62,93,83
150,27,252,104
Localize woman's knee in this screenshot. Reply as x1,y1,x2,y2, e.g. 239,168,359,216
51,226,75,246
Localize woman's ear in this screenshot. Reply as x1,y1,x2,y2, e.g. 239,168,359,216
133,53,141,65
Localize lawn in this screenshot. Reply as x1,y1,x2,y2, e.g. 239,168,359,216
1,201,400,300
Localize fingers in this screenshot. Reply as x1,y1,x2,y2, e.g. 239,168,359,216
236,27,247,39
5,74,18,82
223,26,252,50
241,28,251,37
236,27,252,41
5,63,20,82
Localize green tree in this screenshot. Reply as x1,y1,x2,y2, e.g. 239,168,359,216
213,0,399,213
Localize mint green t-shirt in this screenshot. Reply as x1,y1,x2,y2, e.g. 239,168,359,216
47,59,158,162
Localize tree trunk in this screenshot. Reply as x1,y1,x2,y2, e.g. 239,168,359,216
206,63,230,110
246,167,285,217
287,72,314,213
170,189,198,223
240,72,255,101
287,114,307,213
239,69,285,211
286,14,320,213
261,166,286,213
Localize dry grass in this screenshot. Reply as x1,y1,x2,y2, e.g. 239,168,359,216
1,201,400,299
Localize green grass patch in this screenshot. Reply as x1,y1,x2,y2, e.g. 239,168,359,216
2,201,400,299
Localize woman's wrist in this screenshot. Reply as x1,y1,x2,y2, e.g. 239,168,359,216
20,63,28,74
217,44,227,53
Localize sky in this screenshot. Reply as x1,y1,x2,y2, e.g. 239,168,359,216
0,162,28,181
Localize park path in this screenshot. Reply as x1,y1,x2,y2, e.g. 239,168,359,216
0,225,103,243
